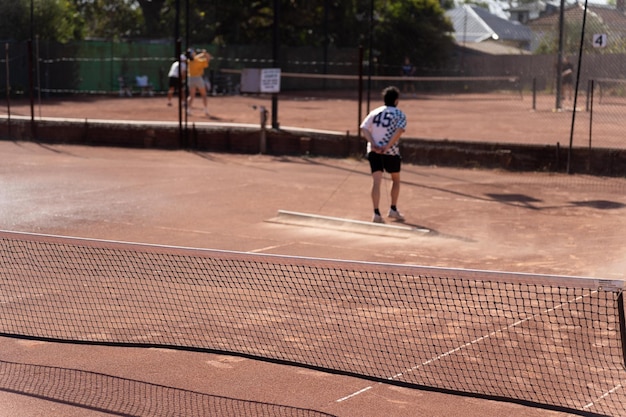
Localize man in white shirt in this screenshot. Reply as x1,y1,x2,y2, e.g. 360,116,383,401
360,86,407,223
167,54,187,106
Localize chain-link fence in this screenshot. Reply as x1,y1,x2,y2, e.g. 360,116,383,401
1,5,624,157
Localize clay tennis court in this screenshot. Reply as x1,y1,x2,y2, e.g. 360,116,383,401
4,91,625,149
1,94,625,416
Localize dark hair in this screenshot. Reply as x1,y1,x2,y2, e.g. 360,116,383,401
383,86,400,106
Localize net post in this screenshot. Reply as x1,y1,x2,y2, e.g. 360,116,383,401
618,290,626,369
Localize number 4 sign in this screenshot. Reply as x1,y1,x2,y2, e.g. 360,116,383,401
593,34,608,48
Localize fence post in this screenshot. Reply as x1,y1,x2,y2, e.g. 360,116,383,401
5,43,11,139
28,40,36,140
587,79,594,172
533,77,537,110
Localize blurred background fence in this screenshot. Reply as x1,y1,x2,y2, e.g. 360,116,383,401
1,38,625,153
3,40,626,98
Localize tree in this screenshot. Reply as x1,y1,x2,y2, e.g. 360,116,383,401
73,0,143,40
0,0,28,40
375,0,455,73
535,11,626,55
7,0,456,70
0,0,84,42
137,0,167,37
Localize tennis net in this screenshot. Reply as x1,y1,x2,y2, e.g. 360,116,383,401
1,230,625,416
224,68,523,99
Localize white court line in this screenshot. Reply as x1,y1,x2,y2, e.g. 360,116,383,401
336,386,373,402
583,381,625,410
248,244,289,253
337,290,597,403
0,292,49,304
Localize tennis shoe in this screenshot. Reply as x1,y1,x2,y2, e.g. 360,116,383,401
388,208,405,221
372,214,385,224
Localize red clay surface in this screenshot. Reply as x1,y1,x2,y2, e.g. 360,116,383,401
4,91,625,149
0,95,625,417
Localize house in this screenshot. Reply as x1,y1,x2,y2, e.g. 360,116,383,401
507,1,558,24
445,5,533,54
526,1,626,51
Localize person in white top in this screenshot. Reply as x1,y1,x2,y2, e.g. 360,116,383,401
166,54,187,106
360,86,407,224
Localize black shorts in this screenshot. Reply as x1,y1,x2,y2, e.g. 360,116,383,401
368,152,401,173
168,77,180,89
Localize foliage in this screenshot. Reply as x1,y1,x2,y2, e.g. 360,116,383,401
535,13,626,54
137,0,167,36
0,0,84,42
73,0,143,40
375,0,454,73
192,1,275,46
187,0,454,72
3,0,455,70
0,0,27,40
168,1,364,48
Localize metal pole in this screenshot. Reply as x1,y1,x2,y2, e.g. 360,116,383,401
587,79,594,172
29,0,35,135
30,0,33,41
28,40,35,139
177,39,183,149
533,77,537,110
566,0,589,174
461,5,467,73
556,0,565,110
323,0,329,85
36,35,41,118
184,0,189,148
272,0,280,129
259,106,267,153
110,40,114,95
5,43,11,138
175,0,182,148
358,46,364,139
367,0,374,113
588,80,594,150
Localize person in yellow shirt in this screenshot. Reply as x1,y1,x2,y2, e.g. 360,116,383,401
186,48,211,116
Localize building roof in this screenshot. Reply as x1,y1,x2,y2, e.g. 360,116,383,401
446,5,533,44
527,2,626,34
507,1,546,13
458,39,532,55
